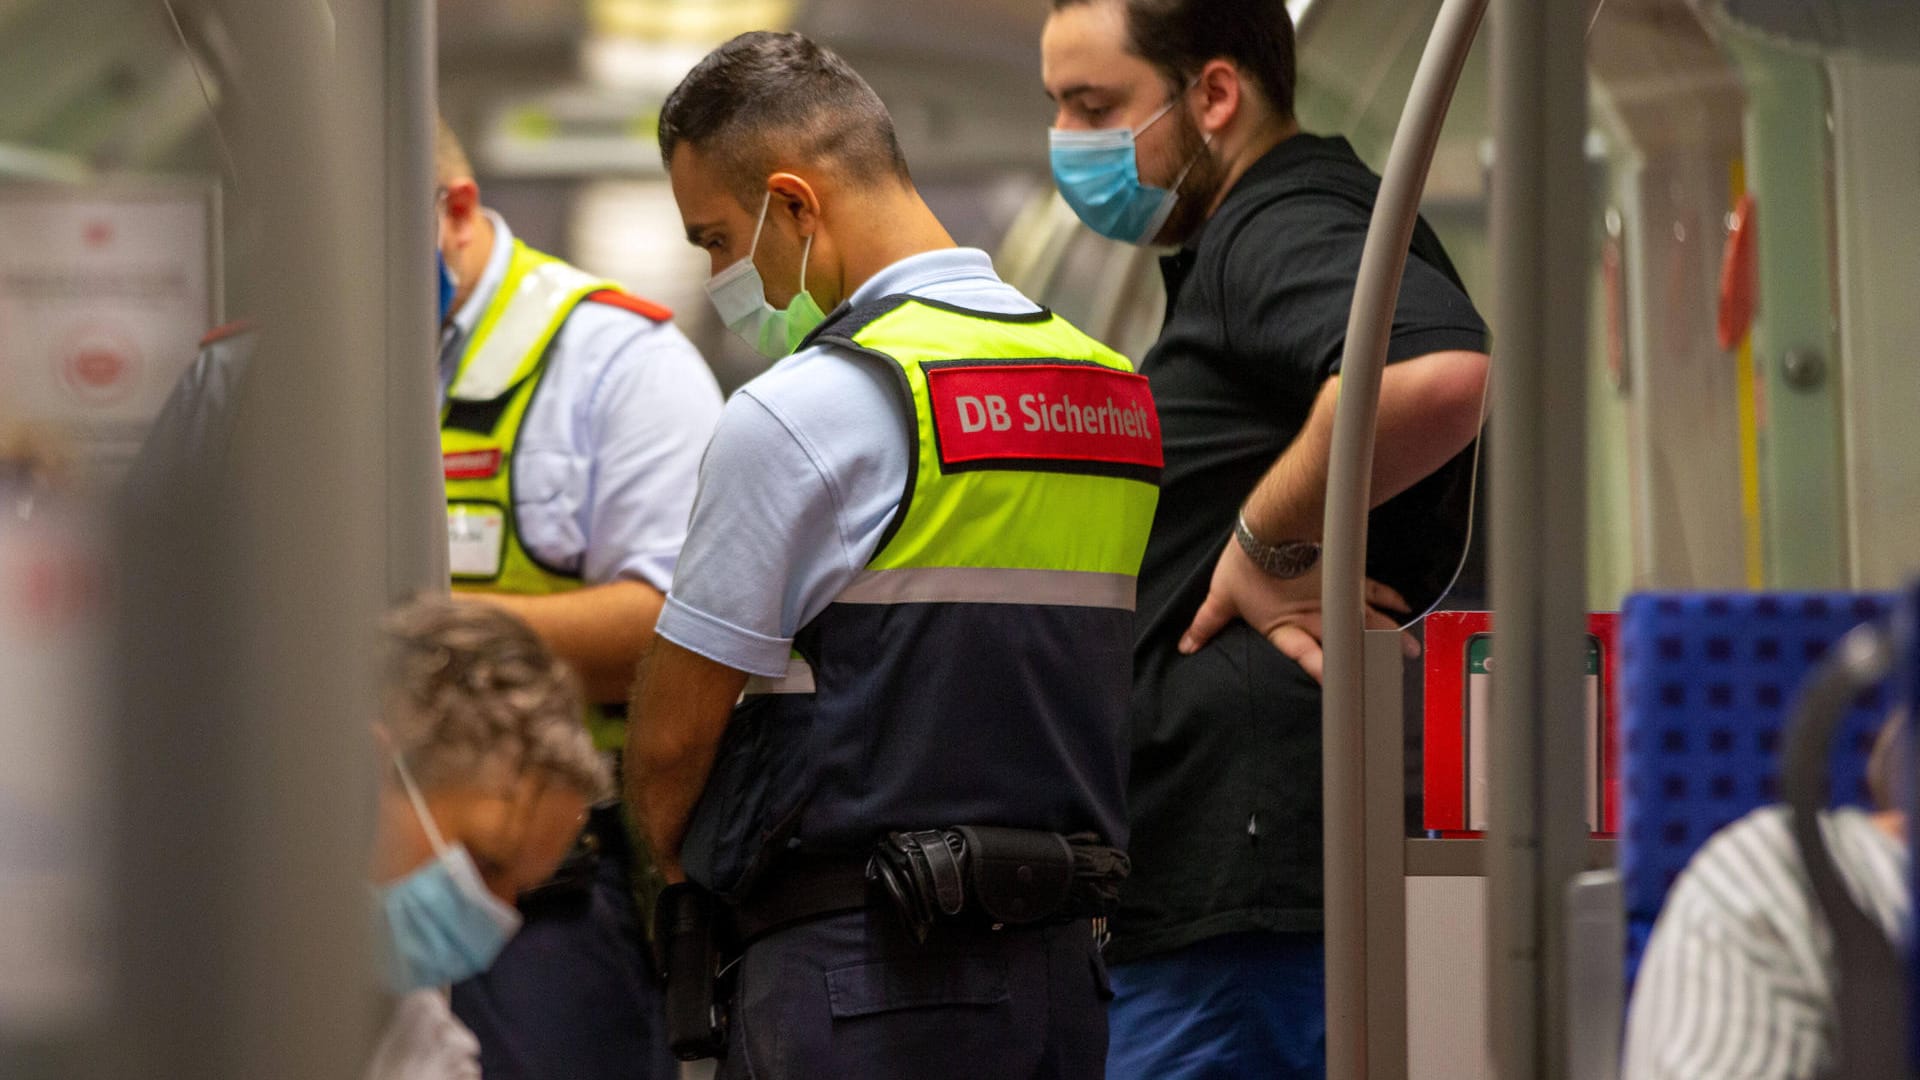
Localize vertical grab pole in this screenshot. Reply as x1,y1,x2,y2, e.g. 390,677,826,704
1487,0,1590,1077
385,0,449,600
1320,0,1489,1076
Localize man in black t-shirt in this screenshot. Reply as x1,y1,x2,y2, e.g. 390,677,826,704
1041,2,1490,1077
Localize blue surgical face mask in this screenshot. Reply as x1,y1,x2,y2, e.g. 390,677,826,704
705,192,829,359
437,251,456,325
1049,93,1208,246
376,755,523,993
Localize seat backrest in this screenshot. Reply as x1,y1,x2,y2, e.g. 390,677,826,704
1619,591,1894,985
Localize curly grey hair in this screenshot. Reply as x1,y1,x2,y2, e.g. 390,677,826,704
381,596,611,801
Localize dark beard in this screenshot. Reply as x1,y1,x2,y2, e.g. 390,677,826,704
1151,107,1224,247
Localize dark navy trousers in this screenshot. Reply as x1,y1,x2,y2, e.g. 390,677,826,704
451,839,676,1080
716,909,1112,1080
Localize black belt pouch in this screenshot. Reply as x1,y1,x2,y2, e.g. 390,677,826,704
953,826,1075,924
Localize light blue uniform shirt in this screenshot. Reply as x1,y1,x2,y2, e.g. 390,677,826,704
439,212,723,591
656,248,1045,678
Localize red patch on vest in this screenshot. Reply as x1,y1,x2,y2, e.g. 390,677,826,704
925,362,1163,475
443,448,503,480
585,290,672,323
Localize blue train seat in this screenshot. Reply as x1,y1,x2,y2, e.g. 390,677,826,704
1618,591,1895,986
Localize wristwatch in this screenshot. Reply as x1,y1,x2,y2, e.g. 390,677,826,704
1233,512,1321,579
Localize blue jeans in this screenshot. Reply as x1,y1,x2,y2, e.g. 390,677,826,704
1106,931,1326,1080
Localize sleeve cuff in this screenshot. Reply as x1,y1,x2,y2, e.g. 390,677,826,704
1383,326,1490,364
655,595,795,678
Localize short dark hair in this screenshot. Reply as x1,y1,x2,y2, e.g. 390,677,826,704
658,31,912,207
1052,0,1297,118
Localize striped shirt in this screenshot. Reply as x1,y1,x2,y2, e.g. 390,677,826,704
1622,806,1909,1079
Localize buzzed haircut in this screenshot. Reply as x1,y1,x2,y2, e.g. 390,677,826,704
435,114,473,187
657,30,912,207
1052,0,1297,119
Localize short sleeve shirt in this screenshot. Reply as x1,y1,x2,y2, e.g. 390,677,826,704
438,212,724,592
654,249,1045,678
1113,134,1490,963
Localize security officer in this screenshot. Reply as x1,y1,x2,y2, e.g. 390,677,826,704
432,117,722,1080
626,31,1160,1080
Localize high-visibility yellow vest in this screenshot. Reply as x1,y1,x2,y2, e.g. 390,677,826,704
441,238,670,750
680,293,1163,899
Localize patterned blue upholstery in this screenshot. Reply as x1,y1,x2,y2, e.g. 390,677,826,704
1619,591,1894,986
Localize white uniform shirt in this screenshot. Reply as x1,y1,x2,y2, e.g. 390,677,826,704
438,211,723,591
364,989,481,1080
1622,806,1909,1079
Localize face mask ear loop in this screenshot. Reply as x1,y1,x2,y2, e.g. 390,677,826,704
797,233,814,297
1133,75,1204,138
393,754,451,856
1170,130,1214,193
747,191,773,260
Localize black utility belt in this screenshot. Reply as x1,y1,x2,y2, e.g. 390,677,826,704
655,828,1129,1062
731,826,1130,945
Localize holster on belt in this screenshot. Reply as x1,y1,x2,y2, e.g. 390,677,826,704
653,881,730,1061
868,827,1129,943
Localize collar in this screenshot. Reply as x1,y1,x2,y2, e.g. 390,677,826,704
1180,132,1354,255
845,248,1003,308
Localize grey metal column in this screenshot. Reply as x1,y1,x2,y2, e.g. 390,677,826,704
385,0,448,599
1486,0,1591,1076
105,1,406,1075
1320,1,1488,1076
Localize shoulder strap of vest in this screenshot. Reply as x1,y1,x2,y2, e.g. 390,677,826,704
449,241,613,402
584,289,673,322
802,293,1056,353
798,295,913,352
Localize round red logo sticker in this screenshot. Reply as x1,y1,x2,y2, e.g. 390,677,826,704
55,324,141,406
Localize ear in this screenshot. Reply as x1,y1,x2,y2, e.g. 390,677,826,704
440,178,483,248
1194,59,1244,137
765,172,822,238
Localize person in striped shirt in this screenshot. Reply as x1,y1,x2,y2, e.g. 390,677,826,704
1622,717,1910,1079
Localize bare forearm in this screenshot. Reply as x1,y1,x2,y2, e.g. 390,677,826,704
1242,350,1490,541
459,579,664,703
623,640,748,882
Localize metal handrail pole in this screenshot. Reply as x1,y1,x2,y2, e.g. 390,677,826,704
1319,0,1489,1076
1486,0,1591,1076
385,0,448,599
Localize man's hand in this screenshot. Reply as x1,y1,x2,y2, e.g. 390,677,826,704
1178,539,1417,681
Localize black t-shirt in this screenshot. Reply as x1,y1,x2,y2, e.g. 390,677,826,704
1114,134,1489,963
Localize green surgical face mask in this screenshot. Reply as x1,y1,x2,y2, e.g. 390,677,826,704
704,192,829,359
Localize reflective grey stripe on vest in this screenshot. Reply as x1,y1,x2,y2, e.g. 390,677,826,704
835,567,1136,610
742,655,816,697
448,257,604,402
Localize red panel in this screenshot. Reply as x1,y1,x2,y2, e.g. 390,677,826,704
1593,612,1621,835
925,363,1162,471
1423,611,1487,831
1422,611,1622,837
